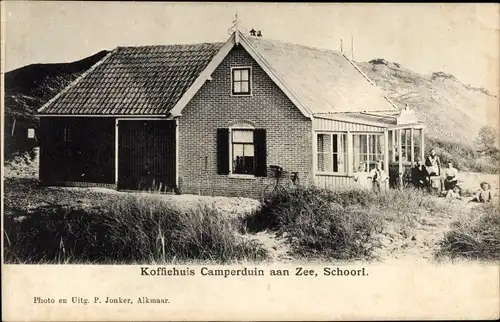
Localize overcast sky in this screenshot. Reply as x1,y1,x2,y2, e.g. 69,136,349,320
4,2,499,92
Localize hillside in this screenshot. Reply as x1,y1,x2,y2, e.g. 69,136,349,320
4,50,109,159
358,59,499,146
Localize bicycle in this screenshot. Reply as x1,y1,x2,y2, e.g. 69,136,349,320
262,165,300,203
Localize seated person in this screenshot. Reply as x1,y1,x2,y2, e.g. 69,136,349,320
411,158,428,189
470,181,492,203
442,161,458,191
446,185,462,200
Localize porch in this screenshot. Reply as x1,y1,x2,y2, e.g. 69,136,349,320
312,108,425,190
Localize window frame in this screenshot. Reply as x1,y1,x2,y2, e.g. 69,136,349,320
230,66,252,96
351,132,385,172
228,124,256,178
62,127,72,143
315,132,348,175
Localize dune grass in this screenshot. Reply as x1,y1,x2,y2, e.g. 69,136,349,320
4,194,268,264
244,186,442,261
438,202,500,261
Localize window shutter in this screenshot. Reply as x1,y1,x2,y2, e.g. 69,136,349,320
217,128,230,175
254,129,267,177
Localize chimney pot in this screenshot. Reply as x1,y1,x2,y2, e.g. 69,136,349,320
257,30,262,37
250,28,256,36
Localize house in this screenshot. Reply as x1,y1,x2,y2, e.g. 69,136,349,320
37,24,425,199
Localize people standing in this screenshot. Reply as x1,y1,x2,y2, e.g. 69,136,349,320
368,161,387,194
353,162,370,190
425,148,441,176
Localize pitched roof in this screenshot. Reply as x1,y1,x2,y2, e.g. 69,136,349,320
38,34,396,116
38,43,224,115
246,37,395,114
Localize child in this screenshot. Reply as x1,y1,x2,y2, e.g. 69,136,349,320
470,181,492,203
353,162,370,190
446,185,461,200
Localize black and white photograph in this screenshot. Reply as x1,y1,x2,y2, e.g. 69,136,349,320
2,1,499,320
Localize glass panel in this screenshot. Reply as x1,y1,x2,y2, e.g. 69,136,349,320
244,144,254,157
232,143,254,174
240,81,249,93
317,134,332,153
233,144,244,159
241,69,249,81
233,69,241,81
232,130,253,143
233,82,241,93
360,134,368,153
317,152,332,172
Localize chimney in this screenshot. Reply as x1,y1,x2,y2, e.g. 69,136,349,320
257,30,262,37
250,28,256,36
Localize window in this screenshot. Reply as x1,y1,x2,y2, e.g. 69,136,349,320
232,67,251,95
231,129,254,174
60,127,72,142
352,134,385,171
217,127,266,177
27,128,35,139
316,133,347,173
399,129,411,162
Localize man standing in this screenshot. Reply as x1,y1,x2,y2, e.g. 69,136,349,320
368,161,388,194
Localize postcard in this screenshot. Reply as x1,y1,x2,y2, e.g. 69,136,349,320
2,2,499,321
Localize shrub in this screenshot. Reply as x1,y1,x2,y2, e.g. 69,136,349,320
246,186,384,260
438,202,500,261
4,194,268,264
245,186,443,260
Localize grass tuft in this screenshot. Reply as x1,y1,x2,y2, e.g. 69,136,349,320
438,202,500,261
4,194,268,264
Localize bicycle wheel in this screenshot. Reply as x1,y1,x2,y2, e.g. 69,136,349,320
262,184,288,204
273,184,289,202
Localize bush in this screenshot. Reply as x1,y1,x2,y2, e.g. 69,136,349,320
244,186,443,260
4,194,268,264
246,186,384,260
438,202,500,261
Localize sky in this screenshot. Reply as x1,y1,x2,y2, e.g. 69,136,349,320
3,2,499,92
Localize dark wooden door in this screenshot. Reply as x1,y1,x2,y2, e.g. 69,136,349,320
118,120,176,191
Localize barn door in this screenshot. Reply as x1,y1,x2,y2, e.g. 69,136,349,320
118,120,176,191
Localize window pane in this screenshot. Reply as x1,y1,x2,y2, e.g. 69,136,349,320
241,69,249,81
317,152,332,172
233,82,241,93
233,130,253,143
244,144,254,157
233,144,254,174
240,81,249,93
233,144,244,158
332,134,347,173
233,70,241,81
360,135,368,153
317,134,332,153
